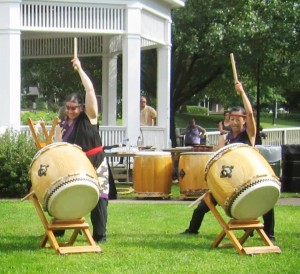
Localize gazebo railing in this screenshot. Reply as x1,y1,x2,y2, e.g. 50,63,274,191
20,126,300,148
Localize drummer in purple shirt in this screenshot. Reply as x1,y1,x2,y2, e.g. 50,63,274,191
180,81,276,242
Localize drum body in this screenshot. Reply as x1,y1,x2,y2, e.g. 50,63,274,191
29,142,99,220
133,151,173,198
178,152,213,198
205,143,281,220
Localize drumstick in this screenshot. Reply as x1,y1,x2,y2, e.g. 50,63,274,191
74,37,78,70
188,192,208,208
230,53,238,82
230,53,239,95
21,190,35,201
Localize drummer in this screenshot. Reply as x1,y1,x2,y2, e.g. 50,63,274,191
55,57,116,243
180,81,276,242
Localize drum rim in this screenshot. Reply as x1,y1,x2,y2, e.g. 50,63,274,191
225,177,281,218
180,152,214,156
135,151,171,156
43,173,99,212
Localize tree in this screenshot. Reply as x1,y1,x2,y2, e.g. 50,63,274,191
168,0,299,145
22,57,102,110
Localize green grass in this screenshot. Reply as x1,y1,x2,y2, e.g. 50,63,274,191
0,195,299,274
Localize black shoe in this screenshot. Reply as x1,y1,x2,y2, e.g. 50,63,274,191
53,230,65,237
93,236,107,243
180,229,198,235
268,235,276,243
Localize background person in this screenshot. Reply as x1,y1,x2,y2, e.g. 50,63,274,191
180,81,276,242
140,96,157,126
182,118,206,146
55,57,115,243
218,110,231,135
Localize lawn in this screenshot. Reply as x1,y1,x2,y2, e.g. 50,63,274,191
0,194,299,274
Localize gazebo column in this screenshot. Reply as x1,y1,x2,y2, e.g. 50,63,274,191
0,0,21,130
122,7,141,145
157,46,171,147
102,36,117,126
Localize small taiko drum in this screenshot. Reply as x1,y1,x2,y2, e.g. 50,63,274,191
133,151,173,198
205,143,281,220
29,142,99,220
178,152,214,198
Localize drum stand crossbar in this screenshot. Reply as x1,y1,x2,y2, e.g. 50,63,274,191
22,192,101,255
203,192,281,255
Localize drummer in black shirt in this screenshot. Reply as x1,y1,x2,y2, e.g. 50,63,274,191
180,81,276,242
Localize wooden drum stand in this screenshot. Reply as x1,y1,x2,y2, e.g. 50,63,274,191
200,192,281,255
24,117,101,255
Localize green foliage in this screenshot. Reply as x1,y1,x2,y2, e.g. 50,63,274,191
186,105,208,115
0,129,37,198
21,111,58,125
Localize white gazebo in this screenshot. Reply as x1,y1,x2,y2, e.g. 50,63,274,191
0,0,185,148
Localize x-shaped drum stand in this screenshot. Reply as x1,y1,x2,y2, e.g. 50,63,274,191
22,192,101,255
203,192,281,255
24,117,101,255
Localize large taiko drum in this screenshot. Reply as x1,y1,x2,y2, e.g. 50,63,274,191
205,143,281,220
29,142,100,220
133,151,173,198
178,152,214,198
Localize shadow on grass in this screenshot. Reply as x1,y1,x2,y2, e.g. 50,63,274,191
0,235,42,253
110,231,218,252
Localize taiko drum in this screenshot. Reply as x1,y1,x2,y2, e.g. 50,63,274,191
133,151,173,198
29,142,100,220
205,143,281,220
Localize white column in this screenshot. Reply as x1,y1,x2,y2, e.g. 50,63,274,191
157,46,171,147
0,0,21,131
122,6,141,145
102,36,117,126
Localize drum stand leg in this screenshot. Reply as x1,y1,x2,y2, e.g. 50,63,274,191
27,117,59,149
22,193,101,255
203,192,281,255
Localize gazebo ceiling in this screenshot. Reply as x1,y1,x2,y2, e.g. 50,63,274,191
20,0,181,58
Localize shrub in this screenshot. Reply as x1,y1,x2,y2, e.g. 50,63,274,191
0,129,37,198
186,105,208,115
21,111,58,125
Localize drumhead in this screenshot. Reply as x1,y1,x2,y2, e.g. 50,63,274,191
44,174,99,220
229,178,281,220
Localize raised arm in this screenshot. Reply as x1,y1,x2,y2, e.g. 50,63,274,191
234,81,256,146
72,58,98,124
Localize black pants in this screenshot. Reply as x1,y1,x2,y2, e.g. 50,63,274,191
91,198,108,241
262,208,275,238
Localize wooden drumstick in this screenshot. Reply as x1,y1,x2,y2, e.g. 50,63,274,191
230,53,238,82
230,53,239,95
74,37,78,70
188,192,208,208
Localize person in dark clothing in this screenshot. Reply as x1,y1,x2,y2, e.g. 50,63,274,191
218,110,231,135
180,81,276,242
55,57,116,242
